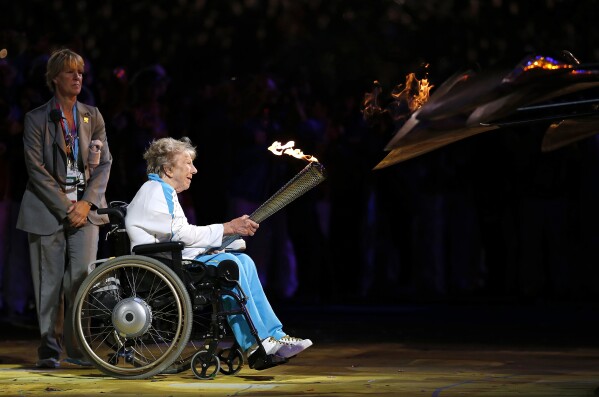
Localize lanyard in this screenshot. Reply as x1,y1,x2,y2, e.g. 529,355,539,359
57,103,79,164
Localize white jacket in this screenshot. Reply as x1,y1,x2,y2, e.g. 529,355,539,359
125,174,224,259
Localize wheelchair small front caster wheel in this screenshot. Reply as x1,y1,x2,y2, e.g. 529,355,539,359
218,348,244,375
191,350,220,379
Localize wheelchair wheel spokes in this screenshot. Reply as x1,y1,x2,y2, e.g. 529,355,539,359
73,255,192,379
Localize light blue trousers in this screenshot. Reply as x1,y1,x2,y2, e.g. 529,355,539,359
195,252,286,351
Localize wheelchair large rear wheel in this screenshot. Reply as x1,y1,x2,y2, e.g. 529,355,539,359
73,255,193,379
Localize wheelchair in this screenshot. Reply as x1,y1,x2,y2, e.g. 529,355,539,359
72,202,288,379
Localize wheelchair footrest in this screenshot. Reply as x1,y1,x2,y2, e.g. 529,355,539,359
247,350,288,371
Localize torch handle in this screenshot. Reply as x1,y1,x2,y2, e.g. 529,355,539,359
217,162,326,251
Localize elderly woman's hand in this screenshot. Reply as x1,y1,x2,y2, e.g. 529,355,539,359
223,215,259,237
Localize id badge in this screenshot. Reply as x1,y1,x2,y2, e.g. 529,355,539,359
66,168,79,203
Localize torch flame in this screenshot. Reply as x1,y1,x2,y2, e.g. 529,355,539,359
268,141,319,163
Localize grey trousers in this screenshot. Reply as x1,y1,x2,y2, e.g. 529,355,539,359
28,222,99,360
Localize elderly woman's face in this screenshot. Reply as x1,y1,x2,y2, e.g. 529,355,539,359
164,151,197,193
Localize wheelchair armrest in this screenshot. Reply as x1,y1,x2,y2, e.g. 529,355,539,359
133,241,185,255
218,259,239,281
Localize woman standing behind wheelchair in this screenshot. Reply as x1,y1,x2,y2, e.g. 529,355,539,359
125,136,312,363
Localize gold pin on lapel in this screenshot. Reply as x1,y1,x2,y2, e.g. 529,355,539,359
83,117,89,123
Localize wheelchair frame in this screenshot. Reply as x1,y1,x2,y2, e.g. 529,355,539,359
72,203,287,379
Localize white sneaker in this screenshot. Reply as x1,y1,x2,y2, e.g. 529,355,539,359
275,335,313,358
259,337,281,355
280,335,313,350
255,336,313,359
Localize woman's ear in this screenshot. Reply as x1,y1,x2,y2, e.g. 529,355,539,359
162,165,172,178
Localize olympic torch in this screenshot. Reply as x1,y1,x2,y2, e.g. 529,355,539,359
217,142,326,251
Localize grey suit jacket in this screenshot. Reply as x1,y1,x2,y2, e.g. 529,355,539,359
17,98,112,235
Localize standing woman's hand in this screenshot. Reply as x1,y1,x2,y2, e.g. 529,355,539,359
67,201,92,228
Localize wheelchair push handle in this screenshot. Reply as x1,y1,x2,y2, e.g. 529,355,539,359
97,201,128,225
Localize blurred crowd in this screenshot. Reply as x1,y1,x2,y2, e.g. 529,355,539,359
2,0,599,320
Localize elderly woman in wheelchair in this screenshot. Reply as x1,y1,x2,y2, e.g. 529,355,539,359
72,137,311,379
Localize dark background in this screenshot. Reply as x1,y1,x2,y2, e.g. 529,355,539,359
2,0,599,330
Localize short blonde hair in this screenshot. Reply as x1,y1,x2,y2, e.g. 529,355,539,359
45,48,84,93
144,137,197,177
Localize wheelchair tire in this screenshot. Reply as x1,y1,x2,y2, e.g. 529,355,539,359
191,350,220,379
218,347,244,375
72,255,193,379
